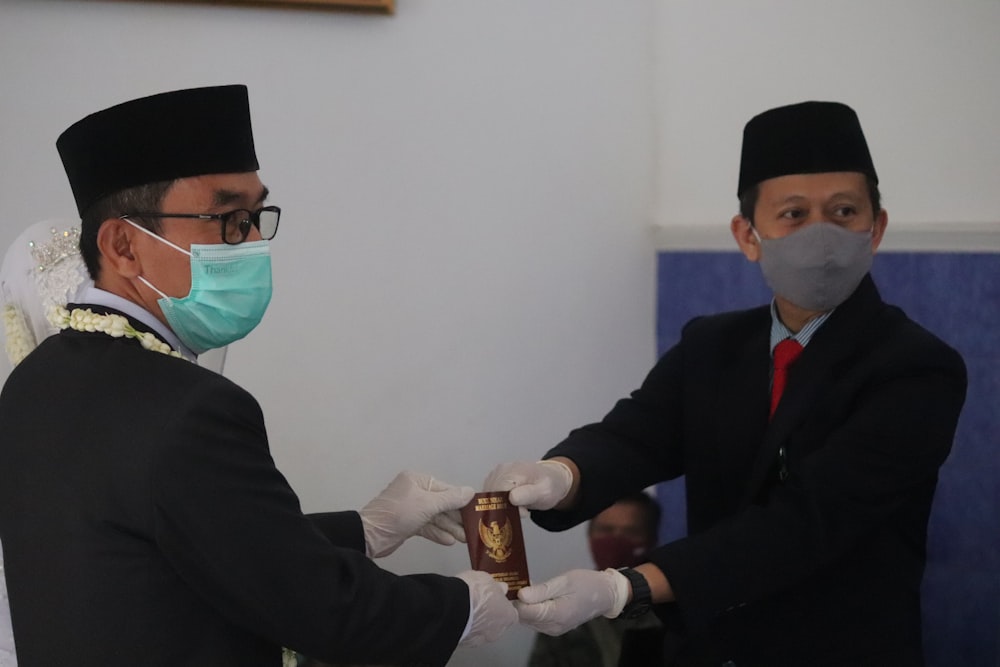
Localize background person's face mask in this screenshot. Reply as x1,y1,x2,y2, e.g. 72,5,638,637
126,220,272,354
753,221,874,311
589,534,649,571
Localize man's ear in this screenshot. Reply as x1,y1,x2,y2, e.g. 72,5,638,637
95,218,141,279
871,208,889,253
731,215,760,262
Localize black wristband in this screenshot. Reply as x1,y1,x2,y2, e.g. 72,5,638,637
616,567,652,618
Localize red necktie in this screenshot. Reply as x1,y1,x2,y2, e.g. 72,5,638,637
770,338,803,419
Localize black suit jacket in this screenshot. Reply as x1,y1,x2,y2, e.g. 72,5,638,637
534,276,967,666
0,306,467,667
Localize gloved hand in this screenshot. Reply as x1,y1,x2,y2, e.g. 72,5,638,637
360,471,475,558
481,460,573,510
455,570,519,648
514,568,629,636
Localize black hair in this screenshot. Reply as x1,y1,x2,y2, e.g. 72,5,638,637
78,180,175,280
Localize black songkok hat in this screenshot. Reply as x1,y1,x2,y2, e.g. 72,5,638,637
737,101,877,197
57,85,259,215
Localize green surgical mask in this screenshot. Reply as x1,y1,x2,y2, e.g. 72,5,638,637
126,219,272,354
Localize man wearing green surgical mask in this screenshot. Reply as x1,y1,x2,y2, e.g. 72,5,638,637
0,85,517,667
482,101,967,665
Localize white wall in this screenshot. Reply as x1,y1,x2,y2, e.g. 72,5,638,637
0,1,656,665
653,0,1000,248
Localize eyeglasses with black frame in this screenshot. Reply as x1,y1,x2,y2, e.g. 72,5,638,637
120,206,281,245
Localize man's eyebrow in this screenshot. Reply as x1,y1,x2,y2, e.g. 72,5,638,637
212,189,244,207
772,194,807,205
828,190,864,201
212,186,270,207
771,191,863,205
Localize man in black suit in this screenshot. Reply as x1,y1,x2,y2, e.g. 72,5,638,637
0,85,516,667
484,101,967,666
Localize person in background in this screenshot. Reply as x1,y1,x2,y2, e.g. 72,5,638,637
527,492,664,667
0,218,96,667
483,101,967,666
0,85,517,667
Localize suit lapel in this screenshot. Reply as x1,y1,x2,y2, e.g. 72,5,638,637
740,276,886,505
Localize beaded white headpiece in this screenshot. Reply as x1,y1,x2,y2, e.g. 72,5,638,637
1,220,92,366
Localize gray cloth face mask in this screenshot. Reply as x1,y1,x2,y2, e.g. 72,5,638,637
754,222,874,311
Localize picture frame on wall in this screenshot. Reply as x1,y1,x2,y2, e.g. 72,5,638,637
140,0,394,14
237,0,392,12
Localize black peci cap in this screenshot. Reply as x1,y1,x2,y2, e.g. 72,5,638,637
737,101,877,198
57,85,259,215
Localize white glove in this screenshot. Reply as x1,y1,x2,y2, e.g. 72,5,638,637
514,568,629,636
481,460,573,511
360,471,475,558
456,570,519,648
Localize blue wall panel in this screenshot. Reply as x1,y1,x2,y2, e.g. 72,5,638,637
654,250,999,665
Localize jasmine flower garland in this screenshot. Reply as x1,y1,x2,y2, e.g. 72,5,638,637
48,306,184,359
3,304,36,365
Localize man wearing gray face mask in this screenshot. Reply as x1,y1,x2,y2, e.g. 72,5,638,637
482,101,967,666
731,101,888,326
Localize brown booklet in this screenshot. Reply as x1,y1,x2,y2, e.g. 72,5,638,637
460,491,530,600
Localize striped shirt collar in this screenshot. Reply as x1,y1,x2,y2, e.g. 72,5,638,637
769,300,834,355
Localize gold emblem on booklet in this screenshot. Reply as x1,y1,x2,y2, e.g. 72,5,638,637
479,518,513,563
460,491,530,600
